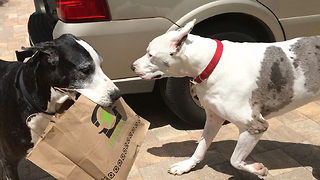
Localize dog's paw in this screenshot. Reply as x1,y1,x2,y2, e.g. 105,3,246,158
168,159,196,175
252,162,268,176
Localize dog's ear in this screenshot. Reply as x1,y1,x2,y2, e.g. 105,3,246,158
22,41,59,66
15,49,34,62
170,19,196,55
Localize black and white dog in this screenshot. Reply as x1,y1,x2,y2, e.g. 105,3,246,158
0,34,120,179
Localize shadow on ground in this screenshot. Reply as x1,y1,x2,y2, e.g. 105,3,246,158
123,86,202,130
0,0,8,6
148,140,320,180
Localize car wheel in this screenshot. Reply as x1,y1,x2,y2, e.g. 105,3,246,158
159,77,206,127
28,13,54,45
159,22,260,127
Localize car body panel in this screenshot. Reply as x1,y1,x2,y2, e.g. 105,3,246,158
166,0,284,41
108,0,181,20
35,0,320,94
53,17,172,94
108,0,284,42
258,0,320,18
258,0,320,39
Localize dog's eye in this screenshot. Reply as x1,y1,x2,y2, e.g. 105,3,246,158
80,67,91,74
147,53,153,58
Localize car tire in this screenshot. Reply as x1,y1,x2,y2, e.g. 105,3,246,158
159,22,260,127
159,77,206,127
28,13,54,45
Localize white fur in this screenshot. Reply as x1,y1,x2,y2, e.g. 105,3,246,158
75,39,120,107
133,20,320,177
27,88,70,148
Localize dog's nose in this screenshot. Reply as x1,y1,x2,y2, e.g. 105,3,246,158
110,89,121,103
131,64,135,71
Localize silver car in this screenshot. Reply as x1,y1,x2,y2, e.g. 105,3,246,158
29,0,320,126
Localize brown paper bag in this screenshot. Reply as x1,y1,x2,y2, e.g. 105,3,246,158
27,95,150,180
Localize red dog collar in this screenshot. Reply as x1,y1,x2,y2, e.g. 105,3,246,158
192,39,223,84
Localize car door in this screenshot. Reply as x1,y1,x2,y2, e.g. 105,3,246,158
258,0,320,39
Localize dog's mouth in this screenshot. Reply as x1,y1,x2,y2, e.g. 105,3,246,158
151,74,163,80
139,73,163,80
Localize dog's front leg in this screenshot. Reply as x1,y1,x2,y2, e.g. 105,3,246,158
168,110,224,175
230,128,268,176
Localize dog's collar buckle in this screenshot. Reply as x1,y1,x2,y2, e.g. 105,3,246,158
193,39,223,84
189,78,199,85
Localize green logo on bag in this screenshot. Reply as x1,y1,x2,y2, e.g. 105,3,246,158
91,106,125,148
99,109,114,128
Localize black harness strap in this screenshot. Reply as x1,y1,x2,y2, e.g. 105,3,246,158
18,69,55,115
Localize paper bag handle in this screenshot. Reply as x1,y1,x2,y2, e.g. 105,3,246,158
53,87,77,102
25,87,77,138
25,113,54,138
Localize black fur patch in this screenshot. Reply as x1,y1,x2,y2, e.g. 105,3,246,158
250,46,294,117
291,36,320,93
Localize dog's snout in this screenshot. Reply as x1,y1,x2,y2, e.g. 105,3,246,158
131,64,135,71
110,89,121,102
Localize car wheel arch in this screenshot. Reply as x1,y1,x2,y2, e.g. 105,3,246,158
167,0,285,42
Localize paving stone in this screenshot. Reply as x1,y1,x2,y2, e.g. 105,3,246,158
0,0,34,61
138,159,192,180
162,140,198,158
265,124,306,143
186,128,203,135
287,119,320,145
195,164,232,180
281,143,320,175
127,176,144,180
267,117,284,128
254,125,307,154
210,161,269,180
128,164,142,179
276,110,309,125
272,167,317,180
138,159,218,180
212,139,238,160
134,131,170,169
251,149,302,177
213,123,239,142
151,124,189,142
296,102,320,123
199,149,228,166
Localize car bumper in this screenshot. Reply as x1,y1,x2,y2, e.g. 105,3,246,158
53,17,173,94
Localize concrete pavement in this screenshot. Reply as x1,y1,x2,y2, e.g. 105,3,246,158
1,0,320,179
